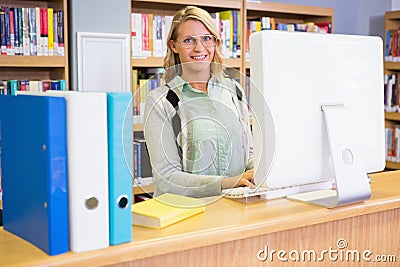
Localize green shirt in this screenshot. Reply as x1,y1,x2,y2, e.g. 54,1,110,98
175,75,246,177
144,75,253,198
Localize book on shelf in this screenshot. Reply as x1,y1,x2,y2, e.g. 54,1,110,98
220,13,231,58
8,80,18,94
35,7,41,56
8,7,15,55
13,7,20,55
152,15,163,57
40,8,48,56
385,29,400,62
28,7,37,56
0,6,6,55
19,79,28,91
0,81,5,94
17,7,22,55
162,15,173,56
384,73,400,112
4,6,11,55
232,10,240,58
245,18,331,59
142,13,151,57
134,133,153,183
53,10,58,56
47,8,54,56
57,9,64,56
314,21,332,34
0,79,67,95
22,7,30,56
386,125,400,162
131,12,174,58
131,12,142,58
132,69,163,121
132,193,206,229
217,10,241,59
0,4,64,57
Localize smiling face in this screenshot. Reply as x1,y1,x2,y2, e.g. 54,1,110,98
169,19,215,81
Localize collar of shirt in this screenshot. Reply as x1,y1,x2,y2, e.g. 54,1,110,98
168,75,221,96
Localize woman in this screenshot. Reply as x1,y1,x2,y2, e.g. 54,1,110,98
144,6,254,198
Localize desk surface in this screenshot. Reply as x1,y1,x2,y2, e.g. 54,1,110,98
1,171,400,267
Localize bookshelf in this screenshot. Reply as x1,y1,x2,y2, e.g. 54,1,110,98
384,10,400,169
130,0,334,194
244,1,334,69
0,0,69,89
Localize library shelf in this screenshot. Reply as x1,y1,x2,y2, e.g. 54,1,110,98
384,10,400,169
0,0,69,89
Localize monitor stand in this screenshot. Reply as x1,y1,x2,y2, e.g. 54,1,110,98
287,104,371,208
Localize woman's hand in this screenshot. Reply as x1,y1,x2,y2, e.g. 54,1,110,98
221,169,255,189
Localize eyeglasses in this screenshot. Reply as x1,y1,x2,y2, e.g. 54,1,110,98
176,34,217,49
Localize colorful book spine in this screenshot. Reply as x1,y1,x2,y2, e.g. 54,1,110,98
28,7,37,55
0,7,6,55
47,8,53,56
133,143,138,181
53,11,58,56
22,8,30,56
131,13,140,57
0,81,7,95
17,7,23,55
4,7,11,55
51,80,60,90
57,10,64,56
59,79,66,90
29,80,39,92
8,7,14,55
142,13,150,57
137,141,141,178
219,10,233,58
153,15,163,57
19,80,29,91
42,80,51,91
41,8,48,56
13,7,19,55
7,80,18,95
35,7,41,56
232,10,238,58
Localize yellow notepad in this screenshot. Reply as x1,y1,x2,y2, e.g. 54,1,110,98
132,193,206,229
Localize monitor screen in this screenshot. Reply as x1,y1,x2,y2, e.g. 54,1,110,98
249,30,385,192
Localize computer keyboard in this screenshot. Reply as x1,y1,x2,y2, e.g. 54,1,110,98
222,180,335,201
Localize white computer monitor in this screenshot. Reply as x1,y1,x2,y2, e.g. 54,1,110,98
249,30,385,207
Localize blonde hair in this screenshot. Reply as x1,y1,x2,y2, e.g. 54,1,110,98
163,6,224,83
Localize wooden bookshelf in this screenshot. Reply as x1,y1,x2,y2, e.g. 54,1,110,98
385,160,400,170
0,0,69,89
243,1,334,69
133,122,144,132
133,183,155,195
384,11,400,169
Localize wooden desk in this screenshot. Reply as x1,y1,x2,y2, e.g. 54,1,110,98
1,171,399,266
